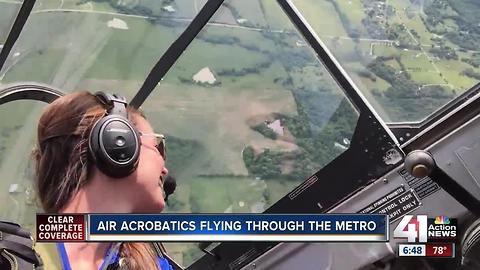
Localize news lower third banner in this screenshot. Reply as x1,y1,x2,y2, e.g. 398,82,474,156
36,214,388,242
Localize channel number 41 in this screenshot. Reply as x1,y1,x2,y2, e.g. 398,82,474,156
393,215,428,243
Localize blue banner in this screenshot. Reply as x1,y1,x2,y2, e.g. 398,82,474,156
87,214,388,242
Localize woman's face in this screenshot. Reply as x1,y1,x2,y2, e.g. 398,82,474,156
128,115,168,213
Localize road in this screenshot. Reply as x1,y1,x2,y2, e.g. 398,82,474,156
419,83,454,90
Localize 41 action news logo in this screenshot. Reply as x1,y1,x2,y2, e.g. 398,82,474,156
393,215,457,242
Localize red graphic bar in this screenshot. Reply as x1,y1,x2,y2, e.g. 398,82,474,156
426,243,454,258
36,214,86,242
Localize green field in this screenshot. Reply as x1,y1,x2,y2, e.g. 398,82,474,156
142,78,298,176
335,0,366,26
83,19,184,80
294,0,350,37
164,176,299,214
168,41,271,80
291,0,480,121
229,0,266,27
2,48,67,83
261,0,295,30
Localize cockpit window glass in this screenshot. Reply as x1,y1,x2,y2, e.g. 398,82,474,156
293,0,480,122
0,0,207,99
0,1,22,44
140,0,359,267
0,101,44,233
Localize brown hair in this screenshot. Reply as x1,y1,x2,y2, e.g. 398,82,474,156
33,91,159,270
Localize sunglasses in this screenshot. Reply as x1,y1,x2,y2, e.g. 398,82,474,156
139,132,166,161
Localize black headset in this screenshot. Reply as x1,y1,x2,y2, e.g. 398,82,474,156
88,92,140,178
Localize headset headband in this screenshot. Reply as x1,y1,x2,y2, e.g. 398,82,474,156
95,92,128,117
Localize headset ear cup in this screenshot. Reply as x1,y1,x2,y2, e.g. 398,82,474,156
88,115,140,178
89,117,109,176
88,117,103,166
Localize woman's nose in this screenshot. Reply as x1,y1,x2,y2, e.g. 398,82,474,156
161,167,169,176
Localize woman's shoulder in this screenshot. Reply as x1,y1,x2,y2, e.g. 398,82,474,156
34,242,174,270
158,256,174,270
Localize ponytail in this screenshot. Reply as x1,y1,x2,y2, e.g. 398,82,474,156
119,243,160,270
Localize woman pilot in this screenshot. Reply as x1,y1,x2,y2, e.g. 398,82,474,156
33,91,173,270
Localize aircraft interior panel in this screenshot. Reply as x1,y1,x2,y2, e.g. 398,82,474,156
428,115,480,202
240,94,480,270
